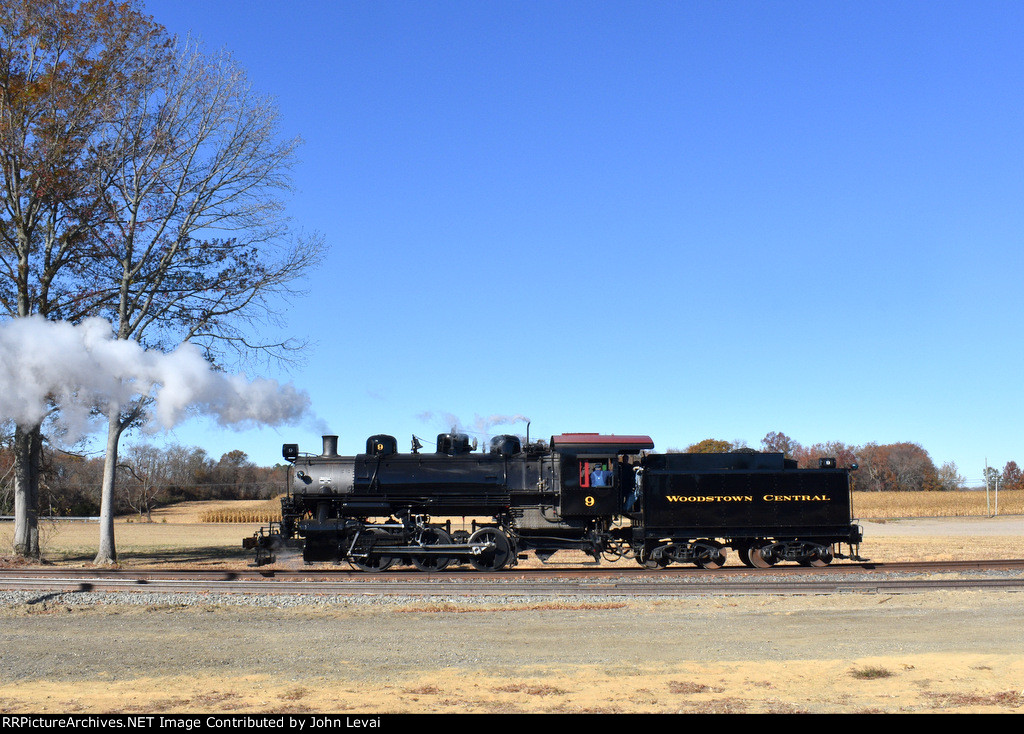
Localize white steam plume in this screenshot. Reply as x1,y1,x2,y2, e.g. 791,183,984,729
416,411,530,437
472,413,531,435
0,316,315,440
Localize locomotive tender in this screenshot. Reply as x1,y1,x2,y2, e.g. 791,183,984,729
244,431,864,570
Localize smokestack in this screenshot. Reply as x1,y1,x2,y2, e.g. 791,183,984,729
322,435,339,457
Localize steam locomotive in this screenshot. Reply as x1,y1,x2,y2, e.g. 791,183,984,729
244,431,864,570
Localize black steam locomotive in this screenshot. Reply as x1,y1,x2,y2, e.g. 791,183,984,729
244,431,864,571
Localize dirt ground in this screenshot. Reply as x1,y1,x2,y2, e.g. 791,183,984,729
0,516,1023,714
2,590,1024,714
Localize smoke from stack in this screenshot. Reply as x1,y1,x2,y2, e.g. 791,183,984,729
0,316,316,442
415,411,530,442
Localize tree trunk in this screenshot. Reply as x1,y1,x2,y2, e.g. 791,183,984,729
12,424,41,558
94,406,124,566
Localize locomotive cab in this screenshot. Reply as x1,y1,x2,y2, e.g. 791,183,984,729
550,434,654,517
560,455,620,516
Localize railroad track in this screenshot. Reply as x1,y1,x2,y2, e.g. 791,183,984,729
3,576,1024,596
1,559,1023,596
3,557,1024,579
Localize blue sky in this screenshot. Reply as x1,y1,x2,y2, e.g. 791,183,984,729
138,0,1024,484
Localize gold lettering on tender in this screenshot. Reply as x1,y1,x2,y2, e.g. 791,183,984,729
665,495,753,502
763,495,831,502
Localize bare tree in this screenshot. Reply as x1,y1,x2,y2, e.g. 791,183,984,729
0,0,162,556
162,443,213,491
1,3,321,562
887,442,939,492
119,442,168,521
938,461,967,492
84,35,323,564
761,431,801,458
852,442,939,492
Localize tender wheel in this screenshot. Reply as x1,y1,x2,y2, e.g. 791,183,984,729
638,545,670,568
735,543,755,568
808,546,833,567
412,527,453,572
746,544,777,569
348,528,396,573
468,527,512,572
694,540,727,570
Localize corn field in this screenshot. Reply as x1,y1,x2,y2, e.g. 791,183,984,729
199,498,282,524
853,489,1024,518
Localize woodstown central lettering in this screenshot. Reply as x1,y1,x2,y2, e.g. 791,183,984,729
665,495,832,502
665,495,753,502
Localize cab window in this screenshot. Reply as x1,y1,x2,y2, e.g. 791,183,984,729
579,460,614,488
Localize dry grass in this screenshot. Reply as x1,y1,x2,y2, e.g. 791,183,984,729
0,516,262,568
850,666,895,680
2,655,1023,713
924,690,1024,709
394,601,629,613
853,489,1024,518
493,683,569,696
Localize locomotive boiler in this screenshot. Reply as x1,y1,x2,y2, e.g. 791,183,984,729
244,431,864,570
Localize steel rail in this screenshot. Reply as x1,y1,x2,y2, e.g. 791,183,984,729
2,570,1024,596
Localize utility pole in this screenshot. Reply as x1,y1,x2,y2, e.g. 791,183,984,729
995,475,1000,517
985,459,991,516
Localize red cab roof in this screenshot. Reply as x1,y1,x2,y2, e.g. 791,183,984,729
550,433,654,453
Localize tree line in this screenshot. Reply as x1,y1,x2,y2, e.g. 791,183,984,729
682,432,1023,492
0,438,285,520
